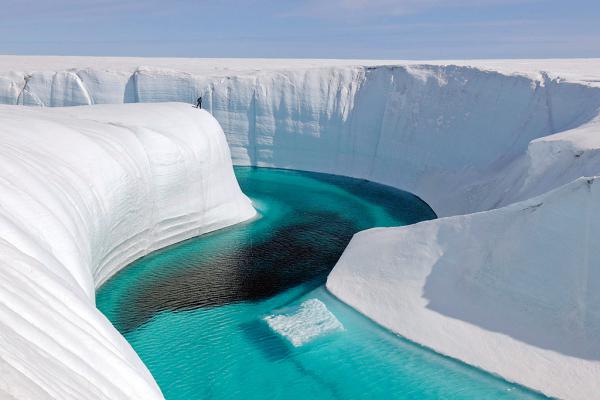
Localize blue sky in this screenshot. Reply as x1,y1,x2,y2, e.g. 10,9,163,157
0,0,598,59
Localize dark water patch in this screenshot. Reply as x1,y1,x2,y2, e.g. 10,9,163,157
117,211,356,332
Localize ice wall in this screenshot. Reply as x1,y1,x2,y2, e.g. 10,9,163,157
0,103,255,400
325,109,600,400
327,176,600,400
2,63,600,216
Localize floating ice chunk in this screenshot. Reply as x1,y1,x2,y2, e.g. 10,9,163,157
264,299,344,347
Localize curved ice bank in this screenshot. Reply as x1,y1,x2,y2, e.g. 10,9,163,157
0,103,255,399
328,110,600,399
327,176,600,400
2,57,600,216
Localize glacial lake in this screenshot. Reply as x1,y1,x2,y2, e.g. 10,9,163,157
97,167,547,400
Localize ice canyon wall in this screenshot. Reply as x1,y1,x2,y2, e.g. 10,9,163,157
2,57,600,400
0,103,255,399
2,61,600,216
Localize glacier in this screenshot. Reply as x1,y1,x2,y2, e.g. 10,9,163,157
1,56,600,399
0,102,255,399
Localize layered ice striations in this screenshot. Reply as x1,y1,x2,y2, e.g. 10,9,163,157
0,103,255,400
2,59,600,216
264,299,344,347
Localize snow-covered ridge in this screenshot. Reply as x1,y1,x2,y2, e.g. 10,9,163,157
2,56,600,87
2,57,600,216
0,103,255,399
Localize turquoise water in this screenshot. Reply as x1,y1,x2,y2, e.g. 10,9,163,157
97,167,547,400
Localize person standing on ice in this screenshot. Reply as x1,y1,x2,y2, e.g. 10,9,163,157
196,96,202,109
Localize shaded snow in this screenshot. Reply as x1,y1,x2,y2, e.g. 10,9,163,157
327,177,600,400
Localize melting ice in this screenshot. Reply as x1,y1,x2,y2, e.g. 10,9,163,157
264,299,344,347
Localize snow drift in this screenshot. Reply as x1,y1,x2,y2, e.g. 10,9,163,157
0,103,255,400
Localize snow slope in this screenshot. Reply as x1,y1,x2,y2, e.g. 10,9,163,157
327,176,600,400
2,57,600,216
0,103,255,400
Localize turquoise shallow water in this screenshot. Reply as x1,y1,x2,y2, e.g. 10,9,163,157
97,167,548,400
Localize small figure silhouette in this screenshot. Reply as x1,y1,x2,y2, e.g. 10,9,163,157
196,97,202,109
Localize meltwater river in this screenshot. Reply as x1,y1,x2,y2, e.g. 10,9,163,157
97,167,547,400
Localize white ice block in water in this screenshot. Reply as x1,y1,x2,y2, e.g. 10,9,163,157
264,299,344,347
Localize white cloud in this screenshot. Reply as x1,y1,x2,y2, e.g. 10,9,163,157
290,0,542,18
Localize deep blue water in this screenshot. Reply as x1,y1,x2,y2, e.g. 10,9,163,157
97,167,548,400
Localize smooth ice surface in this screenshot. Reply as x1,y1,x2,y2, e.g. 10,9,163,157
328,177,600,400
264,299,344,347
0,103,255,400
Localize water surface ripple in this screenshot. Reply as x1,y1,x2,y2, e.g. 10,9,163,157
97,167,548,400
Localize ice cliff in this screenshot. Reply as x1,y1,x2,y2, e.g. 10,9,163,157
2,58,600,217
0,102,255,399
2,57,600,399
